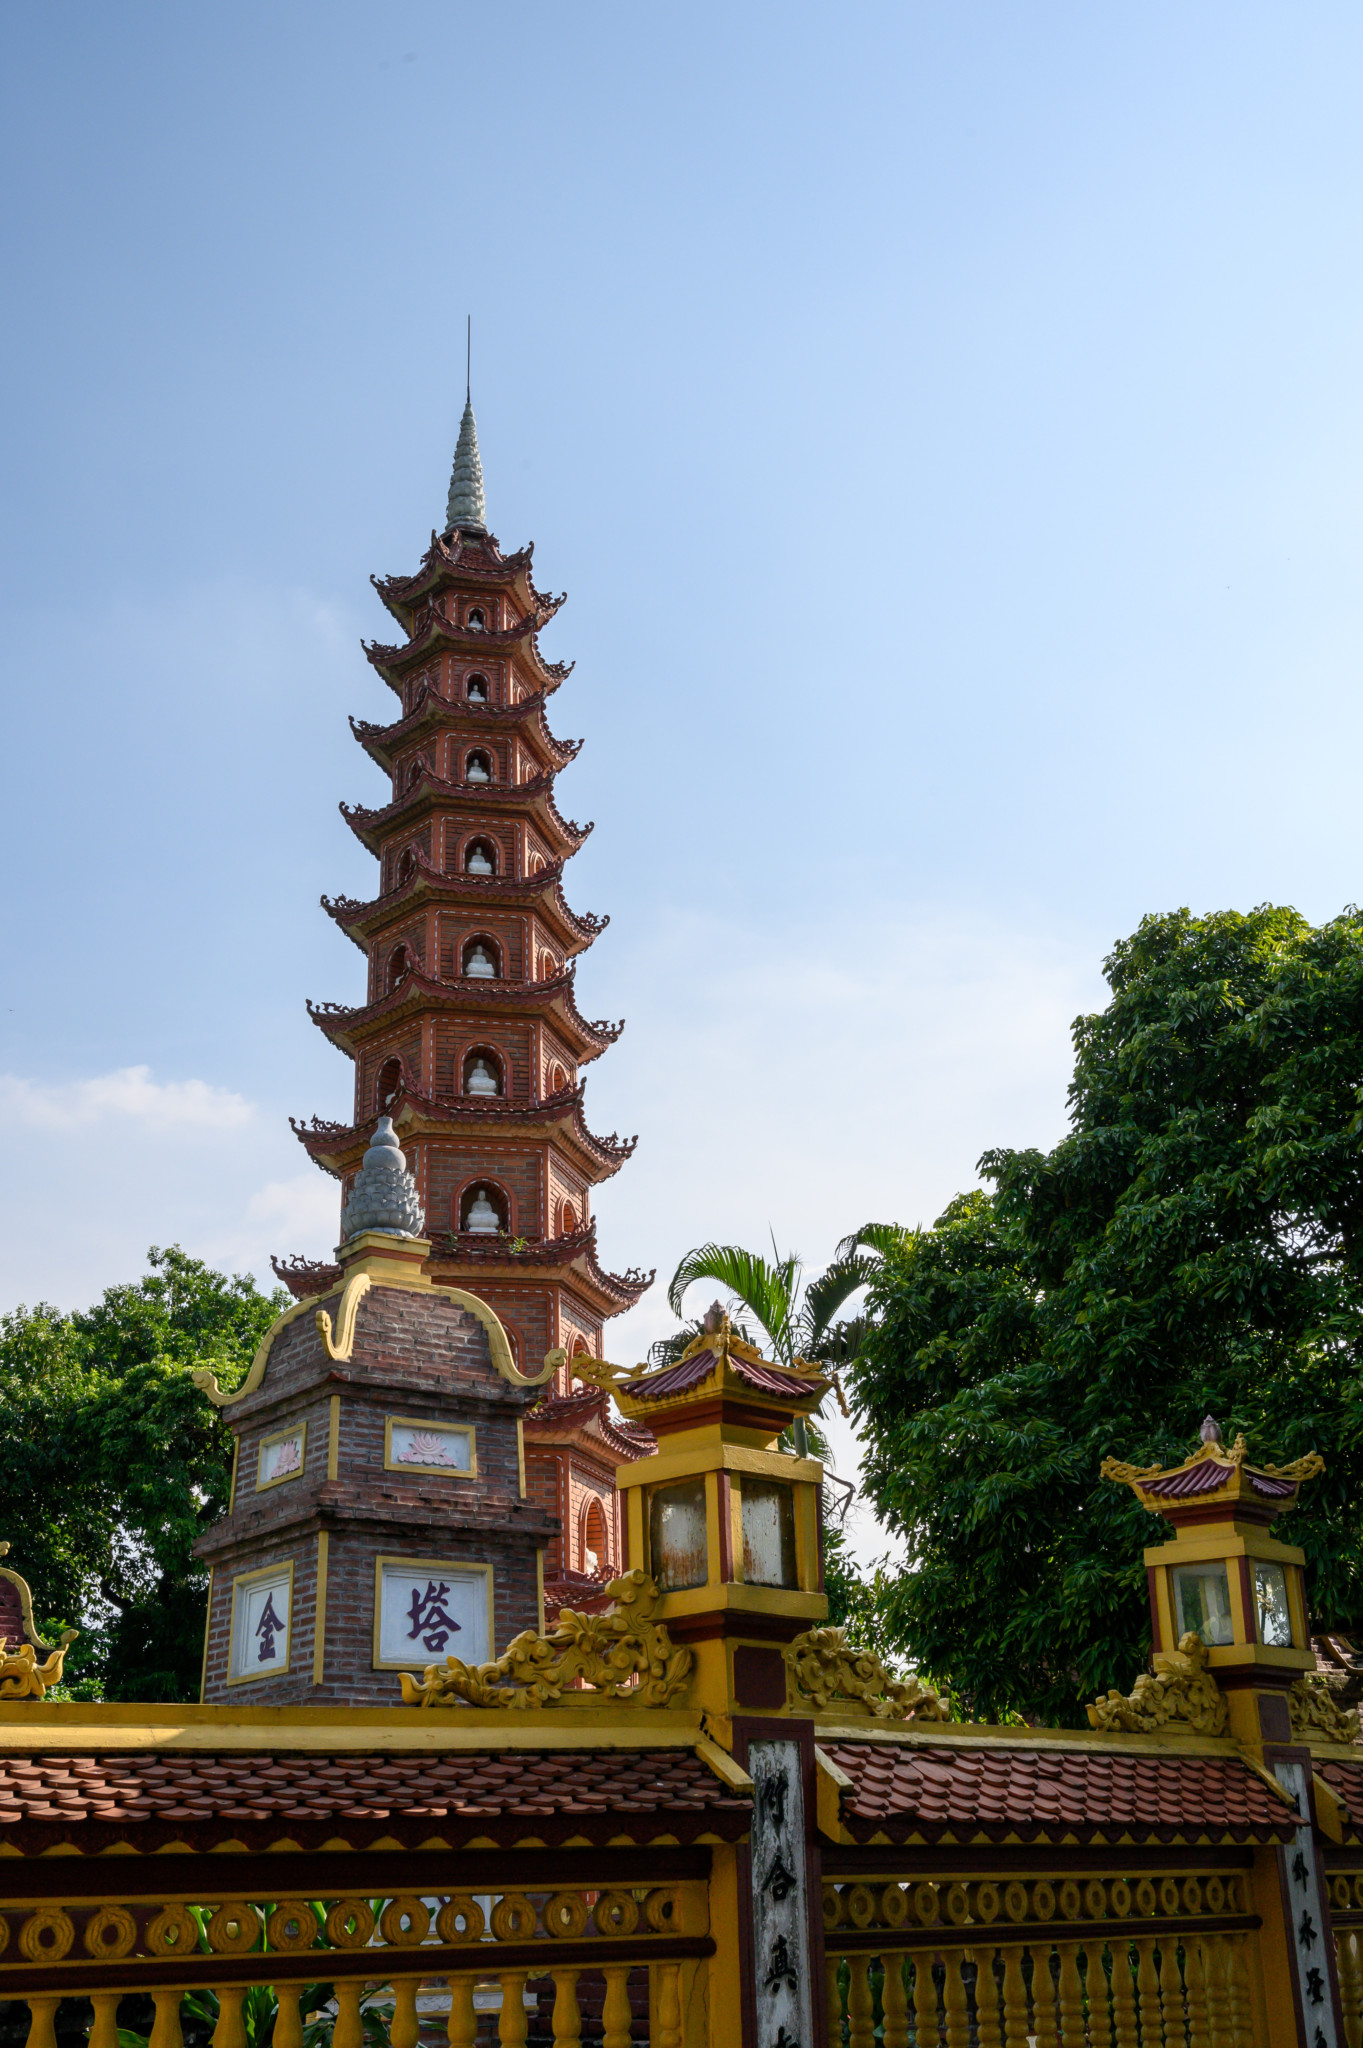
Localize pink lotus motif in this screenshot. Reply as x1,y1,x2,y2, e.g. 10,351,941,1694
398,1430,463,1468
268,1437,302,1475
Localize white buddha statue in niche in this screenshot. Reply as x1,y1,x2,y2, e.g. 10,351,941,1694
465,1187,500,1232
465,842,494,875
464,944,496,979
465,1057,499,1096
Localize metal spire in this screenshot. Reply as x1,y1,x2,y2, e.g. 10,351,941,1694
444,317,486,534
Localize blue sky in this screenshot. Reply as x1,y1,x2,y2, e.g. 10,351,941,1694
3,4,1363,1536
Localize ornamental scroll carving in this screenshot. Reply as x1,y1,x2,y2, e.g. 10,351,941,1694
398,1569,692,1710
0,1638,75,1701
1288,1673,1362,1745
784,1626,951,1722
1087,1631,1228,1736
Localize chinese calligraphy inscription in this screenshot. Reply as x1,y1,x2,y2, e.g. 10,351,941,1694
749,1741,812,2048
1273,1759,1340,2048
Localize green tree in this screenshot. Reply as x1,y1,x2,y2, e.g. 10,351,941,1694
851,905,1363,1726
0,1246,285,1701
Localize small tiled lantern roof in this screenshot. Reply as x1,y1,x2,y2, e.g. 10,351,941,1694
589,1313,828,1436
1102,1417,1324,1526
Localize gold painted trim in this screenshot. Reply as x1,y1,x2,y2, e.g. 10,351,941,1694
192,1297,318,1408
383,1415,477,1479
226,1440,239,1516
536,1548,546,1635
196,1264,560,1409
313,1533,329,1687
516,1416,527,1500
371,1554,494,1671
327,1395,340,1481
256,1420,308,1492
226,1559,296,1687
0,1702,708,1752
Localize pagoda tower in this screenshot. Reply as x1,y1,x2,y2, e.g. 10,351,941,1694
279,394,652,1593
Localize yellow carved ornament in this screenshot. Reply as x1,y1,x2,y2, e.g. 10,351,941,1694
399,1569,692,1709
1288,1673,1361,1745
785,1626,951,1722
1087,1631,1228,1736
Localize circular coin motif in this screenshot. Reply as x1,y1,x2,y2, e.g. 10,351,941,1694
326,1900,376,1949
208,1903,261,1955
594,1891,640,1938
379,1897,430,1948
436,1896,486,1944
267,1902,318,1954
146,1905,196,1955
545,1893,590,1940
84,1907,137,1961
20,1909,74,1963
490,1894,537,1942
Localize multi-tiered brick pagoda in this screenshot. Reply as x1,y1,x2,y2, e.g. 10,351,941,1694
279,395,651,1594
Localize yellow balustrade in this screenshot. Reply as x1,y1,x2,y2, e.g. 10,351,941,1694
0,1883,712,2048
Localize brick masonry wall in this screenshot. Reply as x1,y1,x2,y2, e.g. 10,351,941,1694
198,1281,557,1705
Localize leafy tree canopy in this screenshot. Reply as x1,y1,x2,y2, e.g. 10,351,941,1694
851,905,1363,1725
0,1246,285,1701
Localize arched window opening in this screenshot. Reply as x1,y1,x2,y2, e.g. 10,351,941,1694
463,1048,503,1097
376,1058,403,1111
385,945,411,994
540,953,559,980
465,750,492,784
582,1498,609,1577
460,1181,508,1234
548,1063,568,1096
464,837,496,876
396,848,417,887
466,673,489,702
560,1201,578,1235
467,607,486,631
462,938,499,979
405,756,426,790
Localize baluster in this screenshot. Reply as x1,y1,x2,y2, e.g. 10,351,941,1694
883,1952,912,2048
211,1988,247,2048
1086,1945,1115,2048
89,1993,121,2048
601,1965,633,2048
1223,1939,1253,2048
1134,1938,1164,2048
498,1972,531,2048
1056,1943,1085,2048
943,1950,972,2048
848,1957,876,2048
1159,1941,1187,2048
1340,1932,1363,2048
1110,1940,1139,2048
1202,1937,1231,2048
447,1972,478,2048
969,1948,1002,2048
914,1949,942,2048
389,1977,420,2048
149,1989,185,2048
654,1961,682,2048
1034,1945,1061,2048
552,1970,583,2048
1183,1939,1210,2048
333,1980,365,2048
25,1998,60,2048
828,1957,847,2048
1001,1944,1030,2048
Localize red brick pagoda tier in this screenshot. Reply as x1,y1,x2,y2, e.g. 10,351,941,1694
280,398,653,1588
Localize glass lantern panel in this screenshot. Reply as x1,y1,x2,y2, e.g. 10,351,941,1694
1254,1560,1294,1646
1172,1562,1235,1645
741,1477,799,1588
648,1479,708,1591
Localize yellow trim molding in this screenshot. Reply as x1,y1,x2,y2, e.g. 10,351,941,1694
383,1415,476,1479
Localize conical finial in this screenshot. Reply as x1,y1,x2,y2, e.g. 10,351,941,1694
339,1116,425,1243
445,320,486,534
1200,1415,1223,1445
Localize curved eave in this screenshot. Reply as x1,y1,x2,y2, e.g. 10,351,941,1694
349,686,579,774
371,532,550,631
290,1084,638,1179
363,612,572,695
339,774,592,858
306,964,623,1062
429,1223,653,1311
522,1387,652,1464
321,861,606,955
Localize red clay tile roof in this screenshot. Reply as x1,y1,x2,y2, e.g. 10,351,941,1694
631,1348,812,1402
823,1741,1298,1846
0,1748,750,1856
1313,1759,1363,1837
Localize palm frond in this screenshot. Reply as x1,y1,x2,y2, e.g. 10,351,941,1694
834,1221,915,1263
799,1255,876,1350
666,1242,800,1362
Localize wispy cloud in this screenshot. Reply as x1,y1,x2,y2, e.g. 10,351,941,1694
0,1066,254,1132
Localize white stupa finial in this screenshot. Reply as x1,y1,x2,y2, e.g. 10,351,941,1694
445,317,486,534
339,1116,425,1242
